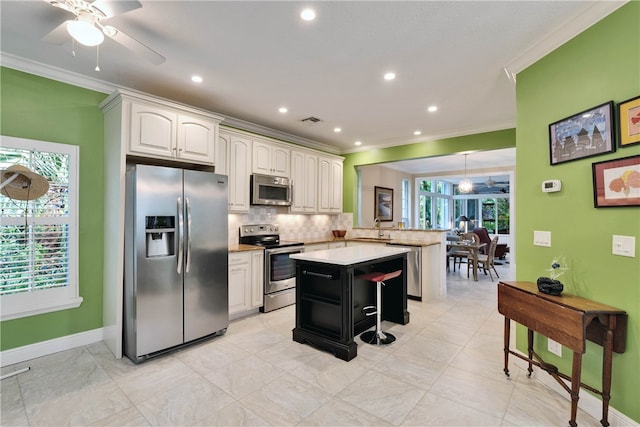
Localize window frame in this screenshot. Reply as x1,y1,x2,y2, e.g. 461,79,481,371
0,136,82,321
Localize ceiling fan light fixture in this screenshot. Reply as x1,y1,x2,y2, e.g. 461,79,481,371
67,17,104,46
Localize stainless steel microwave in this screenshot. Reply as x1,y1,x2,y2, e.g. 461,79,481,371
251,174,292,206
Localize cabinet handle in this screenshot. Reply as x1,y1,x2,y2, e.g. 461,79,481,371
303,270,335,279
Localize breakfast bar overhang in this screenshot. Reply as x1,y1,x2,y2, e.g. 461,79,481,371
291,245,410,361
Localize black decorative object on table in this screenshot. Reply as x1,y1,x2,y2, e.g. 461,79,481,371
536,277,564,296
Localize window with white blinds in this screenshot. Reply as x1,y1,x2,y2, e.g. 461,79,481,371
1,136,82,321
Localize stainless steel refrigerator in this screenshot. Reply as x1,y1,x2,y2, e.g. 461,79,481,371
124,164,228,363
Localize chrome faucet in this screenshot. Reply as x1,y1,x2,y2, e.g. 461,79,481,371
374,217,383,238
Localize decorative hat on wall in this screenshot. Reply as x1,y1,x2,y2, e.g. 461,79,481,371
0,165,50,200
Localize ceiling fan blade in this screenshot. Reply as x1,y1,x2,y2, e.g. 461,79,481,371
90,0,141,18
42,20,73,44
43,0,75,14
104,26,165,65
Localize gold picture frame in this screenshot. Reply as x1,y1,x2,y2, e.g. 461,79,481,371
617,95,640,147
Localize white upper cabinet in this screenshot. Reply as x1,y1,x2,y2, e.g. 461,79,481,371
105,91,222,166
226,132,251,212
252,140,290,177
318,156,343,213
129,102,177,159
177,114,217,163
290,149,318,213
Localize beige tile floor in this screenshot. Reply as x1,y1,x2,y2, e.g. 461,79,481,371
1,263,602,426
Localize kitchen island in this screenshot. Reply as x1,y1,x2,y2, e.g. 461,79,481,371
290,245,410,361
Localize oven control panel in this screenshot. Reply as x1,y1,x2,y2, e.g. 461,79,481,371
240,224,279,237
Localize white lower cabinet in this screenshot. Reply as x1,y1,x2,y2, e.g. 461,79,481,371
304,243,329,252
229,250,264,316
328,241,346,249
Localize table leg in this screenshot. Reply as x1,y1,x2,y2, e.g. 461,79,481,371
527,329,534,377
569,351,583,427
600,317,616,427
472,250,479,281
503,317,510,377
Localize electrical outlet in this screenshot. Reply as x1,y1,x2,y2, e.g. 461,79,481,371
548,338,562,357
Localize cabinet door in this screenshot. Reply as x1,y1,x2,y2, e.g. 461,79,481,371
305,243,329,252
252,141,272,175
129,102,177,158
216,131,230,175
330,159,343,212
328,241,346,249
250,251,264,308
318,157,331,212
290,151,306,212
304,154,318,212
229,257,250,314
229,135,251,212
271,145,290,177
177,114,216,164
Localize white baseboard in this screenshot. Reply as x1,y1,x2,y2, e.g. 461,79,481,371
0,328,104,367
512,353,637,426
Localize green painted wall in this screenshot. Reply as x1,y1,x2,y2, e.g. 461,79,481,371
516,3,640,422
341,128,516,221
0,67,107,350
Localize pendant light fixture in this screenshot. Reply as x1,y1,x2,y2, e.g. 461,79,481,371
459,154,473,194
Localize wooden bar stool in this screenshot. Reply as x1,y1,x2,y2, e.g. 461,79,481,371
356,270,402,345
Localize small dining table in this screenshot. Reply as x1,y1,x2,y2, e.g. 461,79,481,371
448,241,487,281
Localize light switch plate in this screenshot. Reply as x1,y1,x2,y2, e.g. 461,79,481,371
612,235,636,257
534,230,551,247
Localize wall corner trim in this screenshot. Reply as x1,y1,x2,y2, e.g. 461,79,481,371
0,328,104,368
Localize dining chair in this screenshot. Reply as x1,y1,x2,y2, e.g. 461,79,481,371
448,232,478,272
470,235,500,280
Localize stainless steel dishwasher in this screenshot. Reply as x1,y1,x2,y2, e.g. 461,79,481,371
386,243,422,300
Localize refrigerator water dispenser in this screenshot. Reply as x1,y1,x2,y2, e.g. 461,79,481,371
145,216,175,257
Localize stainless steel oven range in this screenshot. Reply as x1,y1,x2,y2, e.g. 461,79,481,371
239,224,303,312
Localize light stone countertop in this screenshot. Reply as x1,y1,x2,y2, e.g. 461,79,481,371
290,245,409,266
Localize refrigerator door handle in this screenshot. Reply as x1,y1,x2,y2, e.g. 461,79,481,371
177,196,184,274
185,197,192,273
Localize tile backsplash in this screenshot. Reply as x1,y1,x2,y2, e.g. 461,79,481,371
228,207,353,244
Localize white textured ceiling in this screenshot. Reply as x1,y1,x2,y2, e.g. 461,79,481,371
0,1,626,157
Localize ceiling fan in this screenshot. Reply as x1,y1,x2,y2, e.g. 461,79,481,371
41,0,165,65
484,177,509,191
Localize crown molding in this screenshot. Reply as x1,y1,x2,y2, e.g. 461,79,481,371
341,120,516,155
504,1,628,77
220,117,340,155
1,51,116,94
1,52,338,154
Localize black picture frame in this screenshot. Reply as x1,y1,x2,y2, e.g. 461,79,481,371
374,186,393,221
592,154,640,208
549,101,616,166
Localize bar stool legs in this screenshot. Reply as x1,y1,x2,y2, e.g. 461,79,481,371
356,270,402,345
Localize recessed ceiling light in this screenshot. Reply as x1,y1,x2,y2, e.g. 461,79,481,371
384,72,396,81
191,75,203,83
300,8,316,21
334,127,342,133
427,105,438,113
414,130,422,136
279,107,288,113
354,141,362,146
